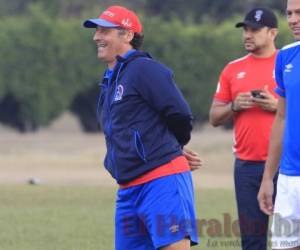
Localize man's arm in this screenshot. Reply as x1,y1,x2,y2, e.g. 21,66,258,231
209,92,253,127
209,101,234,127
165,114,192,146
134,59,193,146
258,97,285,215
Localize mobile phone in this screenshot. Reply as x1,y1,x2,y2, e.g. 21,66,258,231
251,90,265,99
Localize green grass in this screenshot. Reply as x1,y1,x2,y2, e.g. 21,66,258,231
0,185,241,250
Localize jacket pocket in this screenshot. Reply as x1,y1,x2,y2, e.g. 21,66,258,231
133,130,147,162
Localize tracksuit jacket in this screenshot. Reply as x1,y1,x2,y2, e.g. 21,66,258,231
98,50,193,184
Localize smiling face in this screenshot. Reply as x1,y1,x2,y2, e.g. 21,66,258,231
287,0,300,40
93,27,134,68
242,26,277,55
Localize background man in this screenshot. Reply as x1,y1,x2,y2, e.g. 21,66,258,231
83,5,200,250
209,7,279,250
258,0,300,249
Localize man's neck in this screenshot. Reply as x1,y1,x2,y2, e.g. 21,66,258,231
107,47,135,69
251,45,277,58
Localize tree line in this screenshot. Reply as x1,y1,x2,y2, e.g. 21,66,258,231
0,1,293,132
0,0,286,21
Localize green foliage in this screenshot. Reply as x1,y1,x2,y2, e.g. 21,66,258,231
144,15,293,122
144,0,286,22
0,1,295,131
0,3,100,131
276,16,294,46
0,0,287,22
0,0,147,18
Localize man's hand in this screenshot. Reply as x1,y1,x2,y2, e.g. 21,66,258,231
257,178,274,215
183,147,202,171
252,85,278,112
232,92,253,112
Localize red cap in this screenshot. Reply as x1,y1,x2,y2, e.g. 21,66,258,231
83,5,142,34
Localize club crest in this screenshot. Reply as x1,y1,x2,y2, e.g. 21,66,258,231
114,84,124,101
254,10,263,22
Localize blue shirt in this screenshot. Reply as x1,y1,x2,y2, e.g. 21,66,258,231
275,41,300,176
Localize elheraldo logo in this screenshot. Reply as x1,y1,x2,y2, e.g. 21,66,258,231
120,213,300,248
271,213,300,249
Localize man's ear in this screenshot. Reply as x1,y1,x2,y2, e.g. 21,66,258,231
125,30,134,43
270,28,279,39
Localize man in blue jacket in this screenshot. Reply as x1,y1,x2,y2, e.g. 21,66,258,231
83,5,200,250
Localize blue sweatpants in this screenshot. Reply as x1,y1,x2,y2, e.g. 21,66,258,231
234,158,277,250
115,171,198,250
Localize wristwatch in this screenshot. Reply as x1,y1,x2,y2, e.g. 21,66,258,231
231,102,239,112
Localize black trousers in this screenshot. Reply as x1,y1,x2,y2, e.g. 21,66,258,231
234,158,278,250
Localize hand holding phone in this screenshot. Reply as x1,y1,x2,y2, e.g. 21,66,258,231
251,89,265,99
250,86,278,112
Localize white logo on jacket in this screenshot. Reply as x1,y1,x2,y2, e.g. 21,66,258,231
114,84,124,101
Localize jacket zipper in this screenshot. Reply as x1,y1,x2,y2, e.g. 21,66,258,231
106,63,124,179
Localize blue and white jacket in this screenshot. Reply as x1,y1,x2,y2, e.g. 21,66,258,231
98,50,193,184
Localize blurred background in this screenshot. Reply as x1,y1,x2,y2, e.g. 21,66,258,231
0,0,292,132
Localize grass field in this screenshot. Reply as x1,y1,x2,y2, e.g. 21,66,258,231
0,185,240,250
0,115,257,249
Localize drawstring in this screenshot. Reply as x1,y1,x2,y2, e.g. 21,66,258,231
96,83,106,124
96,63,124,123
